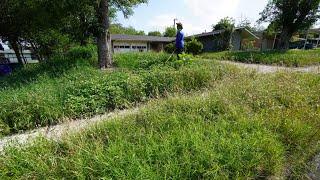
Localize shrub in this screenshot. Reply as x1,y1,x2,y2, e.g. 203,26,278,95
66,45,96,60
164,43,175,54
185,37,203,55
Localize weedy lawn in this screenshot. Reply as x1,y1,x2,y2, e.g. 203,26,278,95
0,68,319,179
0,47,233,136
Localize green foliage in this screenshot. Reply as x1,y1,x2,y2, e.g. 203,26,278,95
110,23,145,35
1,70,319,179
148,31,162,36
201,49,320,67
164,27,177,37
32,29,72,58
66,45,97,60
0,0,148,65
185,37,203,55
213,17,235,31
212,17,235,50
113,52,174,70
164,43,175,53
0,51,228,136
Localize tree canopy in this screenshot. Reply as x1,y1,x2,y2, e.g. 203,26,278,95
110,24,145,35
148,31,162,36
212,17,235,50
259,0,320,49
0,0,148,67
164,27,177,37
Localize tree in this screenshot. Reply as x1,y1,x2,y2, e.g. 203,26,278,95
0,0,35,65
0,0,74,64
110,23,145,35
164,27,177,37
92,0,148,69
212,17,235,50
259,0,320,50
1,0,148,69
148,31,162,36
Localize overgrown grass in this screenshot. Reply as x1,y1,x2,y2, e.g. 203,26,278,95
1,71,319,179
201,49,320,67
0,48,232,136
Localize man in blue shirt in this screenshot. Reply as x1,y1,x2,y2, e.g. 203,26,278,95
175,23,184,59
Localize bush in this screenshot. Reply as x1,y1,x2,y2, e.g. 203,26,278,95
185,38,203,55
66,45,96,60
113,52,173,70
164,43,175,54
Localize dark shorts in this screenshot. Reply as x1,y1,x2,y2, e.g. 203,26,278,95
176,48,184,59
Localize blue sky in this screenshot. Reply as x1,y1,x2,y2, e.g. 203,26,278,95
116,0,270,35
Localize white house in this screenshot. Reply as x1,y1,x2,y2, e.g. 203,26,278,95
0,50,38,64
111,34,174,53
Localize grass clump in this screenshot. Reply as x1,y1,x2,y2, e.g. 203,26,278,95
202,49,320,67
0,49,232,136
1,71,319,179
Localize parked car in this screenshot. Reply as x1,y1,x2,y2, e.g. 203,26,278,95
290,41,314,50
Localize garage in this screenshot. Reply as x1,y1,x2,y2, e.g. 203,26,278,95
111,34,174,53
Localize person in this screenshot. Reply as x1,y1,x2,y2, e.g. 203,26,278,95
175,22,184,60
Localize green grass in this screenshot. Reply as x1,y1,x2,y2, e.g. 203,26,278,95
0,48,233,136
1,71,319,179
201,49,320,67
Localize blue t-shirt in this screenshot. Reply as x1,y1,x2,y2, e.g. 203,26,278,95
175,30,184,49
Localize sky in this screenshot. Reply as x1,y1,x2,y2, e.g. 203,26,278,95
116,0,270,35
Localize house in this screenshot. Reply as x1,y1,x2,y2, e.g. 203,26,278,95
111,34,174,53
187,27,260,52
0,50,38,64
0,40,38,64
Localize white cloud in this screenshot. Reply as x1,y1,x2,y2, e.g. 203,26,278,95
148,13,178,31
148,14,204,35
119,0,269,35
184,0,240,18
183,0,240,32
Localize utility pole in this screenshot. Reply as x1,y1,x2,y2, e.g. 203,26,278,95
174,18,178,28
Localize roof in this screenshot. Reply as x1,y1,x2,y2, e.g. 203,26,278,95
187,27,259,40
111,34,175,42
309,28,320,33
190,29,225,38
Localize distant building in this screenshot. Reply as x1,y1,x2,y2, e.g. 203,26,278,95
187,27,260,52
0,50,38,64
111,34,174,53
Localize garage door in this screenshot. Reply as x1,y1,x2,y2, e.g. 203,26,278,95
113,45,131,53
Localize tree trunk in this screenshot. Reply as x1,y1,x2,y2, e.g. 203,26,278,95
97,0,112,69
8,37,24,66
30,41,43,62
18,41,27,64
277,28,292,50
